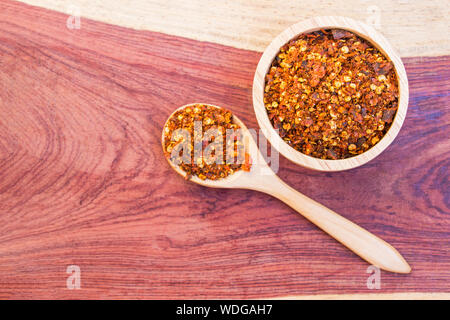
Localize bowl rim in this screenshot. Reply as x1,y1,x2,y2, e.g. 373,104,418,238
252,16,409,171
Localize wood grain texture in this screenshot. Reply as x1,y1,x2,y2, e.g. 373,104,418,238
0,0,449,299
18,0,450,57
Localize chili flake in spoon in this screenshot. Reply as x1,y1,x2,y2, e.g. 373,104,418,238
163,104,251,180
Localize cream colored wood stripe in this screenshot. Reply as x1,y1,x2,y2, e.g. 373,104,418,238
18,0,450,57
271,292,450,300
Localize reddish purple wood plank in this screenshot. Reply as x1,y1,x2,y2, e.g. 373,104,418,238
0,0,448,298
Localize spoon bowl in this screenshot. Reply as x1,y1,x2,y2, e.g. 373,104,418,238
161,103,259,189
162,103,411,274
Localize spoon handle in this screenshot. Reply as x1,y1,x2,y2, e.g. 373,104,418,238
249,174,411,273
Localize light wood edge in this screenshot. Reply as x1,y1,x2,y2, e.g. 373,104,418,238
253,16,409,172
17,1,450,57
267,292,450,300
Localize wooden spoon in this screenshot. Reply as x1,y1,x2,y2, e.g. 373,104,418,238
162,103,411,274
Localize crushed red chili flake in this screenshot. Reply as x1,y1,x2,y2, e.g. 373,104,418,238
264,28,399,159
163,104,251,180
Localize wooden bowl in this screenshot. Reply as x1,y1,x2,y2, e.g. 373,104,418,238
252,16,409,171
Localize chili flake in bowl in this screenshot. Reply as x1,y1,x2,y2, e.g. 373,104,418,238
253,17,408,171
162,103,251,181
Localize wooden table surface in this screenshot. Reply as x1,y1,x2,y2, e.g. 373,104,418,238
0,0,449,299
